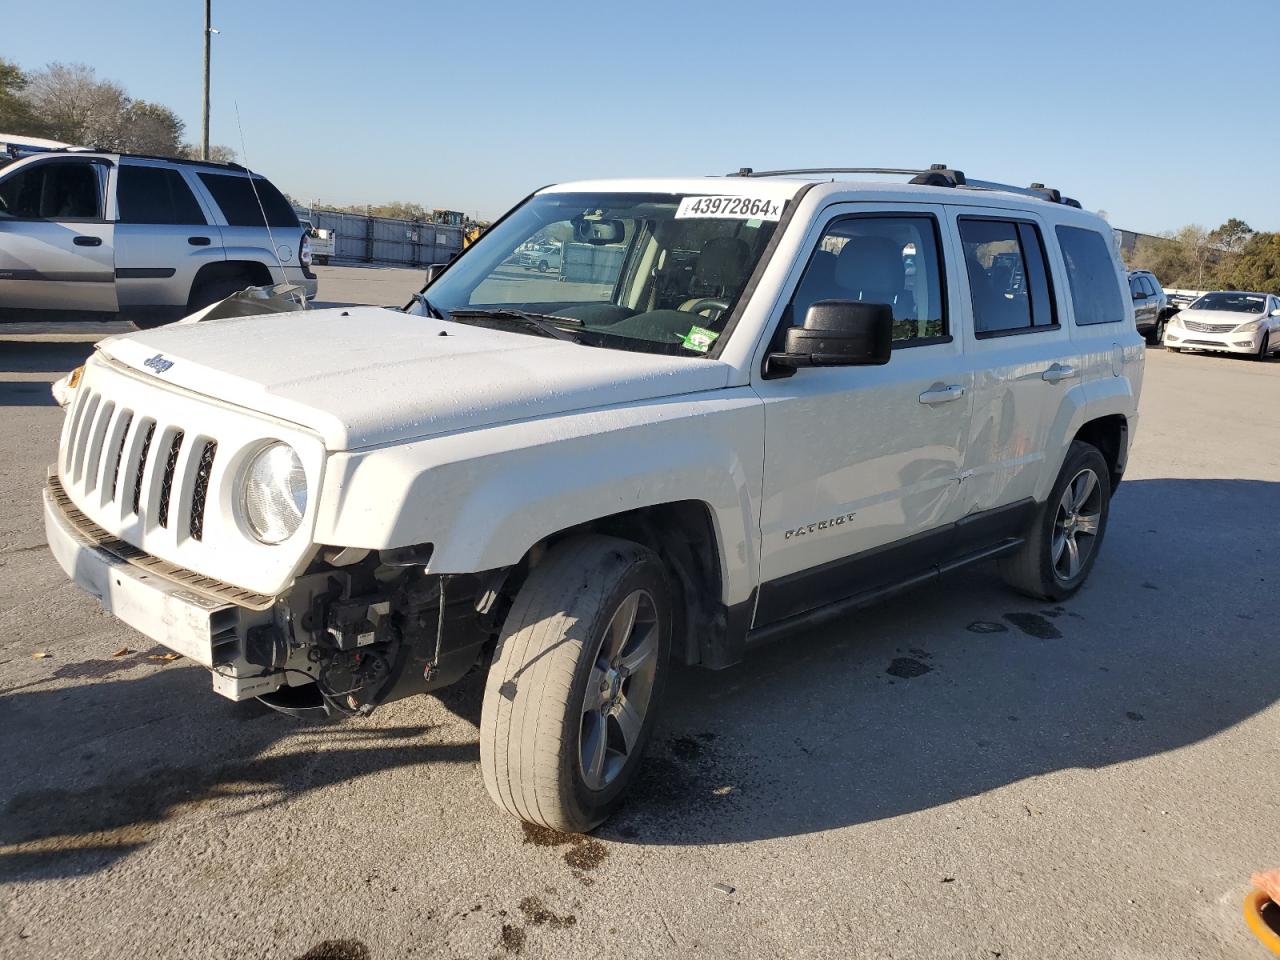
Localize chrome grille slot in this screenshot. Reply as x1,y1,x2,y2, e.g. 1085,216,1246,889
70,392,101,484
63,386,95,475
189,440,217,542
107,411,134,505
130,421,157,517
83,400,115,495
157,430,185,529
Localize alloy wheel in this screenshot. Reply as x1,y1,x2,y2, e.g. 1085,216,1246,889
579,589,659,791
1052,468,1103,582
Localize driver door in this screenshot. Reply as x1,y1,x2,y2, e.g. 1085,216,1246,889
752,203,972,626
0,157,117,314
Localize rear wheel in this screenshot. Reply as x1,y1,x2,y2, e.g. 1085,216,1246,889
999,441,1111,601
186,271,255,315
480,534,671,832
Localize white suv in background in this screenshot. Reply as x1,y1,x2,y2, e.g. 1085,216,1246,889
0,151,317,326
1163,290,1280,359
44,164,1142,832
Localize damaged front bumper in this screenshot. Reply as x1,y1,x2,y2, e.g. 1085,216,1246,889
44,477,496,716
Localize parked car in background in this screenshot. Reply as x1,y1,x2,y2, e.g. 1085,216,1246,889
1163,291,1280,359
518,241,563,273
1127,269,1170,344
300,219,336,266
1165,288,1204,311
0,150,317,326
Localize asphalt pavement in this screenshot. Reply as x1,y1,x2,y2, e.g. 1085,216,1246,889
1,267,1278,959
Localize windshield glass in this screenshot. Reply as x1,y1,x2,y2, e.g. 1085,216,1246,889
1190,292,1266,314
416,191,784,356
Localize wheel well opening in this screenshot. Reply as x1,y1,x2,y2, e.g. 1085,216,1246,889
513,502,725,667
192,260,274,293
1073,415,1128,489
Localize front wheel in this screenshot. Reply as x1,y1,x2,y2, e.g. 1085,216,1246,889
480,535,671,832
537,259,549,273
1254,333,1270,361
999,441,1112,601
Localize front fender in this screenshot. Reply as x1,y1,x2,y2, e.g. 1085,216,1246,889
313,390,765,607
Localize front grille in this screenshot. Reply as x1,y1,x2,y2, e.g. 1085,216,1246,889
1183,319,1237,333
48,473,274,610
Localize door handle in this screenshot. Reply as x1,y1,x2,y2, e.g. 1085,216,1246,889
1041,363,1077,384
73,236,102,246
919,384,966,405
187,236,211,246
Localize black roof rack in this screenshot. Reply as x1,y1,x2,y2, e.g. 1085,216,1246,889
727,164,1082,208
9,144,247,172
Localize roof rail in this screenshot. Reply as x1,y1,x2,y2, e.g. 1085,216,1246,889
25,145,247,172
727,164,1082,207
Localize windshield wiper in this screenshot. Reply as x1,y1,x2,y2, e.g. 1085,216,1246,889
409,292,444,319
447,308,584,344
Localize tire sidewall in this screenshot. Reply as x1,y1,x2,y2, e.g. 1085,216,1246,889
556,552,671,827
1036,443,1111,600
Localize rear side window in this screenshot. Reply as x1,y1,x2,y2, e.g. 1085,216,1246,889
1057,226,1126,325
197,172,298,228
118,166,206,225
790,214,947,345
958,218,1056,335
0,160,103,219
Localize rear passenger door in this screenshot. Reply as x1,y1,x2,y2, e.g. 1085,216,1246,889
113,161,225,322
948,209,1079,525
753,203,973,626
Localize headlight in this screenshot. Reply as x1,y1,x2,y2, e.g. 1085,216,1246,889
241,442,307,544
1169,314,1184,327
1236,319,1264,333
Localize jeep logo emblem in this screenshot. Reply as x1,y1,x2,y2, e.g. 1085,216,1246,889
144,354,174,374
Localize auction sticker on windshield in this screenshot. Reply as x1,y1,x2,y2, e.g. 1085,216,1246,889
676,196,784,220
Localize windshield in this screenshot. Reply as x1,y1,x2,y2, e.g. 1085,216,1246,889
1190,292,1266,314
415,191,785,356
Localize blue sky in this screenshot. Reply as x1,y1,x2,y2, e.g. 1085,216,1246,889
7,0,1279,231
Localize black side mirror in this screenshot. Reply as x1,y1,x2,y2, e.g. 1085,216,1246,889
769,300,893,371
1132,290,1147,301
425,262,448,285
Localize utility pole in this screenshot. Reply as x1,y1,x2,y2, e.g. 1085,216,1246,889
201,0,211,160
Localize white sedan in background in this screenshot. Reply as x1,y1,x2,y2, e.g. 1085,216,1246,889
1163,291,1280,359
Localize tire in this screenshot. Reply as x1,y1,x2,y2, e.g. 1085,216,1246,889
186,272,254,315
1254,333,1270,362
480,534,672,832
1147,317,1166,346
537,260,549,273
998,441,1112,602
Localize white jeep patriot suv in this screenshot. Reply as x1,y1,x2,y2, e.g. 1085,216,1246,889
44,165,1143,832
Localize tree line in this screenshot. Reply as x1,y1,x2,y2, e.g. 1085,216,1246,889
1123,218,1280,294
0,58,235,162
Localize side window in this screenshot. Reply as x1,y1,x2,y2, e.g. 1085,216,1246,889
1129,276,1143,298
790,215,947,345
1143,277,1160,298
118,166,207,225
1056,225,1126,325
0,160,102,219
958,218,1056,335
197,172,298,228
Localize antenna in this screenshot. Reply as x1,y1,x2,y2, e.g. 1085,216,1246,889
234,101,307,307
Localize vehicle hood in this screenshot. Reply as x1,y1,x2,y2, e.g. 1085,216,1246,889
97,306,731,450
1178,309,1261,326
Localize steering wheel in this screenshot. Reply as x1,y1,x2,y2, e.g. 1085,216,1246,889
681,297,731,320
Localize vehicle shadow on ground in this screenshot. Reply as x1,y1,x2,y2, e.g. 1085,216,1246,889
0,341,95,407
3,478,1276,877
602,477,1280,846
0,664,475,883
